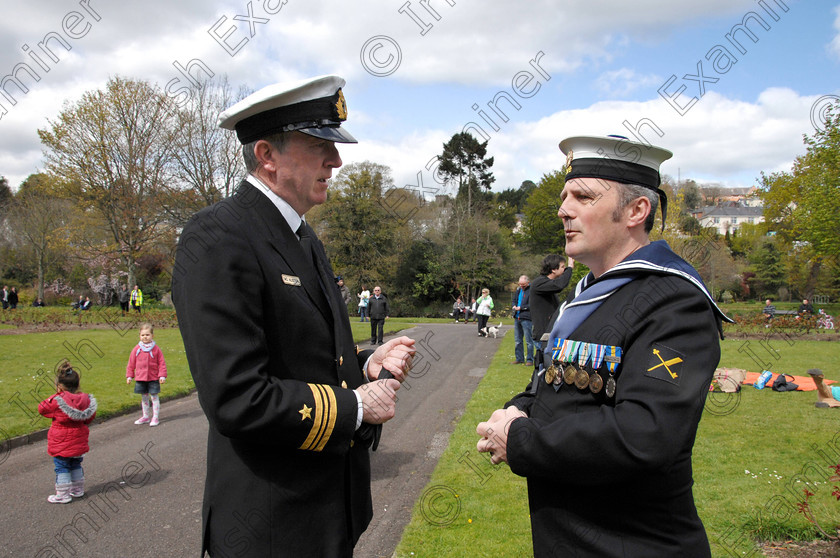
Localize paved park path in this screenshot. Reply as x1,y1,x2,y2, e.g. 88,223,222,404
0,323,506,558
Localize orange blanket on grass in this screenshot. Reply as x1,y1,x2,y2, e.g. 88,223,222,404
743,372,834,391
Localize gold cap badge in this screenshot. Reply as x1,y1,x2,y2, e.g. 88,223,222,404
564,150,574,174
335,89,347,120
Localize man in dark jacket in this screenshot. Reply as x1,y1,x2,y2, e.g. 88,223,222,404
478,135,732,557
118,285,130,315
511,276,534,365
530,254,574,372
336,276,352,311
173,75,415,558
368,286,389,345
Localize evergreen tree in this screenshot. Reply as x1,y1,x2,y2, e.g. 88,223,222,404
521,170,566,254
437,132,495,215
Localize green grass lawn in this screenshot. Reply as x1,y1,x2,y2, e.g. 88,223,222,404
395,332,534,558
698,338,840,556
395,334,840,558
0,327,194,439
0,320,415,441
4,318,839,556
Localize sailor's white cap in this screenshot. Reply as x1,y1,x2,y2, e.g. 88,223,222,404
560,135,673,227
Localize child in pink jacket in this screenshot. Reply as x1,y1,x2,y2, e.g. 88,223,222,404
38,362,97,503
126,322,167,427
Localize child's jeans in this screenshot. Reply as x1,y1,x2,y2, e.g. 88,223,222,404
54,456,84,484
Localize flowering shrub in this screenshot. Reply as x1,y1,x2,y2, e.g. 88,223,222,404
0,306,178,330
47,278,74,297
87,271,128,306
727,312,826,335
796,464,840,541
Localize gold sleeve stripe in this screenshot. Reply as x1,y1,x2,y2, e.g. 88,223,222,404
308,384,330,451
300,384,325,450
314,384,338,452
299,384,338,452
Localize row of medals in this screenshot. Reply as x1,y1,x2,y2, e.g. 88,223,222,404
545,361,616,398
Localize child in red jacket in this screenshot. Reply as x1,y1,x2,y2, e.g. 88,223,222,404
126,322,167,427
38,362,97,503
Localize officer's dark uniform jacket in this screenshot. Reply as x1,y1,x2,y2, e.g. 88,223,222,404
506,241,731,558
173,181,375,557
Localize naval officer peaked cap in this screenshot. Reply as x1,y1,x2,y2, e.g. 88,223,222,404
218,74,357,145
559,135,673,230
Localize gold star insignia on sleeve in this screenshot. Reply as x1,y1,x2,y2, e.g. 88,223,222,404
299,384,338,451
299,404,312,421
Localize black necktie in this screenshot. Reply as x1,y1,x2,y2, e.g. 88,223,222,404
297,222,334,305
297,222,312,261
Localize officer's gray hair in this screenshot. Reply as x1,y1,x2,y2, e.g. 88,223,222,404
243,132,291,173
612,182,659,233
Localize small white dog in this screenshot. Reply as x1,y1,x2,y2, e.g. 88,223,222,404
481,322,503,338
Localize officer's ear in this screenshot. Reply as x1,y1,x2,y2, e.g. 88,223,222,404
253,140,277,173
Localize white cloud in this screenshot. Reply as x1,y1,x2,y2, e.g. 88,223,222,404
594,68,663,99
396,87,814,195
0,0,821,192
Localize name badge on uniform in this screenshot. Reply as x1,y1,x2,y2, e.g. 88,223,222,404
282,274,301,286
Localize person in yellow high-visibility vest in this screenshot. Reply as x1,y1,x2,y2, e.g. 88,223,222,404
130,285,143,314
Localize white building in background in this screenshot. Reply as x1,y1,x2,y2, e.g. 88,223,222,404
691,203,764,235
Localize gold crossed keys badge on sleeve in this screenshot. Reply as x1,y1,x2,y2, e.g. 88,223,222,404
645,344,685,385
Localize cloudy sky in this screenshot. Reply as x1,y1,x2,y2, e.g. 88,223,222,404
0,0,838,195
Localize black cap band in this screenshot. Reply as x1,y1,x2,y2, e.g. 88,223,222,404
235,90,345,144
565,157,660,189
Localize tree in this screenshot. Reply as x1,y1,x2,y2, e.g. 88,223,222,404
760,101,840,254
393,238,448,303
8,174,74,300
758,170,799,243
521,170,566,254
492,180,537,229
748,240,787,297
497,180,536,212
318,161,399,288
678,179,703,211
0,176,12,215
166,76,248,225
701,184,721,206
758,101,840,297
437,132,495,215
795,104,840,258
38,76,179,289
436,202,512,301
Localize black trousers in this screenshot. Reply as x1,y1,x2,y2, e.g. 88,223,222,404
477,314,489,336
370,318,384,343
